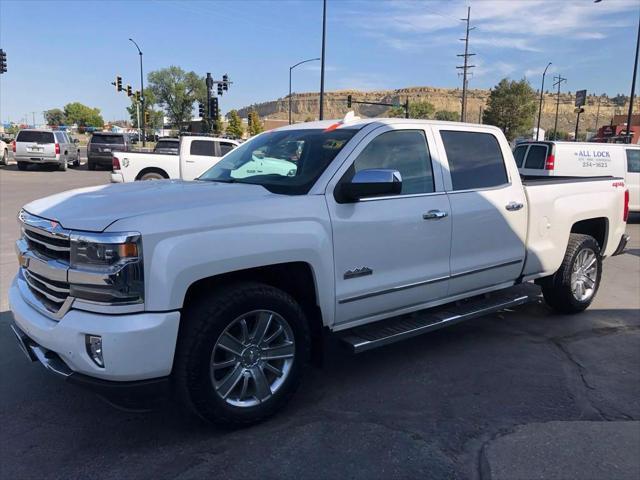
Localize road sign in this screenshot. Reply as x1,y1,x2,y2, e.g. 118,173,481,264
575,89,587,107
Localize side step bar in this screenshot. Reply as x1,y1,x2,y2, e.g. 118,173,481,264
338,284,539,353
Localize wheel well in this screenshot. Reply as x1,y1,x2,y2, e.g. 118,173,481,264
136,167,169,180
182,262,325,364
571,217,608,251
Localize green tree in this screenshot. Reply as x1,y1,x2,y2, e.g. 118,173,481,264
248,110,264,136
226,110,244,138
482,78,537,141
434,110,460,121
389,100,435,119
148,66,206,129
44,108,66,126
63,102,104,127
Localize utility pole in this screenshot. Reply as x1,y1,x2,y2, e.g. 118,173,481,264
536,62,552,140
206,72,213,133
289,58,320,124
624,12,639,143
478,106,483,124
594,95,602,134
31,112,36,127
456,6,475,123
319,0,327,120
129,39,145,146
552,75,567,140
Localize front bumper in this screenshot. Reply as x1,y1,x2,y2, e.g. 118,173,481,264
9,275,181,382
110,171,124,183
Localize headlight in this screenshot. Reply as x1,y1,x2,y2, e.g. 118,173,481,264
69,232,144,305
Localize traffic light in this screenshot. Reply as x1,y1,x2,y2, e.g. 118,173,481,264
347,95,352,108
217,83,223,95
210,97,219,120
0,49,7,74
144,111,150,124
222,74,229,91
126,85,132,97
198,103,205,118
116,76,122,92
135,90,141,102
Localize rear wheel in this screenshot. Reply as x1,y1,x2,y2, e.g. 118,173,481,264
174,282,310,425
540,233,602,314
58,161,67,171
88,160,96,171
17,161,28,171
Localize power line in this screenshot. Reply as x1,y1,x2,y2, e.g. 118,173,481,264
456,6,475,123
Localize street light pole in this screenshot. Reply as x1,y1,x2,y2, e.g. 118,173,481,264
289,58,320,124
624,13,639,143
536,62,552,140
319,0,327,120
129,38,145,147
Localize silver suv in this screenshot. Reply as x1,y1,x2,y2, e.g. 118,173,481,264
14,129,79,171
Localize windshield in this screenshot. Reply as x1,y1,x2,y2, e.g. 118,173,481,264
91,134,125,145
198,128,358,195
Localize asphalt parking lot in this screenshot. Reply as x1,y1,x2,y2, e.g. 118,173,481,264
0,163,639,480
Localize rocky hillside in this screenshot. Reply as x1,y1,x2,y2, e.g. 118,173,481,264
237,87,630,135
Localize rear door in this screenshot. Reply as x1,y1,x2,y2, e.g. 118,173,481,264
435,127,528,296
16,131,55,159
181,138,218,180
626,148,640,211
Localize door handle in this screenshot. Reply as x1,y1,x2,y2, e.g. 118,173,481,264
505,201,524,211
186,160,195,163
423,210,448,220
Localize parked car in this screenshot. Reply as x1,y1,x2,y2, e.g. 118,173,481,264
87,132,131,170
13,129,79,171
111,135,239,182
9,116,630,425
515,141,640,212
153,137,179,155
0,138,8,165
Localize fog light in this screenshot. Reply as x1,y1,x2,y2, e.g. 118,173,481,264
85,335,104,368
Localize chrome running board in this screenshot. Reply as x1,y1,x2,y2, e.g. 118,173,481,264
338,284,539,353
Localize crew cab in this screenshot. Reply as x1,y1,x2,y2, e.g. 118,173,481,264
9,116,630,425
110,135,239,182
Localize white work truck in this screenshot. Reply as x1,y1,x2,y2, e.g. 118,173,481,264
9,117,630,425
110,135,240,182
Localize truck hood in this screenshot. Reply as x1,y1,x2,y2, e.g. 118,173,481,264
23,180,272,232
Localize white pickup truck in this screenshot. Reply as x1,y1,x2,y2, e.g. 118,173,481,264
110,135,240,182
9,117,630,425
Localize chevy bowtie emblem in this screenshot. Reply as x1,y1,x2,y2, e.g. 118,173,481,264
18,252,29,268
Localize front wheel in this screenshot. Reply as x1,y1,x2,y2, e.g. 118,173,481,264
174,283,310,425
1,149,7,165
540,233,602,314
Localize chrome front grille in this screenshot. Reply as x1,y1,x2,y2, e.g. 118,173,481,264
17,210,72,319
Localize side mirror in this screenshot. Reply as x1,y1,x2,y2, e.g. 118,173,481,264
337,169,402,203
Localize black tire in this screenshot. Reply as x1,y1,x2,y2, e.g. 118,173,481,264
1,149,7,166
58,161,67,171
88,160,96,171
17,161,28,171
540,233,602,314
174,282,311,425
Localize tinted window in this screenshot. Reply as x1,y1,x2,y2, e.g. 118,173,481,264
220,142,235,156
91,134,125,145
190,140,215,156
626,149,640,173
17,131,54,144
441,131,508,190
54,132,66,143
350,130,434,195
524,145,548,169
513,145,527,167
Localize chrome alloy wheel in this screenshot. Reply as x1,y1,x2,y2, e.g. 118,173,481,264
571,248,598,302
210,310,295,407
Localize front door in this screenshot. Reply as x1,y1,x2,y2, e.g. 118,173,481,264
182,139,220,180
326,125,452,327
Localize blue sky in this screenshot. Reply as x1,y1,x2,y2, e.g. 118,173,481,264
0,0,638,124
